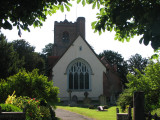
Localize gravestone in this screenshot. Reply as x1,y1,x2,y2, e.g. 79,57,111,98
72,95,78,103
63,100,69,106
84,91,89,98
99,95,106,106
67,90,72,101
70,95,78,107
83,92,91,104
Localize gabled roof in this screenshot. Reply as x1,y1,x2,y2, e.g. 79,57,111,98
50,35,107,69
48,56,59,68
101,56,117,72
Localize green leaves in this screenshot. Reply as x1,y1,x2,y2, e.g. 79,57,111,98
77,0,101,7
91,21,97,29
97,1,100,9
3,20,12,30
77,0,81,4
33,20,42,28
59,5,64,12
120,59,160,111
82,0,86,6
59,2,72,12
0,69,59,103
92,1,96,9
65,4,70,11
91,0,101,9
89,0,160,50
0,0,72,31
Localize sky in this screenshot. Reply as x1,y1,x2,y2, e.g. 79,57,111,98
1,1,154,60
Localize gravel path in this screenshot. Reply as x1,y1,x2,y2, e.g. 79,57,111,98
55,108,95,120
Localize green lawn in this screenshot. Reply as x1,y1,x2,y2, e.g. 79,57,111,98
57,106,119,120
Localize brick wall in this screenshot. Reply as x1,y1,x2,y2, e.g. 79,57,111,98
53,17,85,56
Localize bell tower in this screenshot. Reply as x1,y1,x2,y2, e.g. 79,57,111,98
53,17,85,56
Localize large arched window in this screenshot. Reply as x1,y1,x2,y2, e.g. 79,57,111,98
67,59,92,91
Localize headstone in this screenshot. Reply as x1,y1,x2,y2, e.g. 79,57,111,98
69,101,77,107
83,92,91,104
67,90,72,101
99,95,106,106
84,92,89,98
63,100,69,106
72,95,78,103
83,98,91,104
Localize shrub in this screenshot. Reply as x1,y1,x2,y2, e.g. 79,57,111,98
152,108,160,116
0,104,22,112
117,88,134,111
103,105,109,109
40,98,48,106
40,106,51,119
89,105,95,109
13,96,42,120
0,79,11,103
5,91,16,104
0,69,59,104
117,60,160,112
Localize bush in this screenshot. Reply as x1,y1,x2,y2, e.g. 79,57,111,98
5,91,16,104
40,106,51,119
12,96,42,120
152,108,160,116
89,105,95,109
11,96,56,120
0,104,22,112
0,69,59,104
117,88,134,111
0,79,11,103
117,60,160,112
103,105,109,109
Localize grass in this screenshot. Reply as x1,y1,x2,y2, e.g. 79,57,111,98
57,105,119,120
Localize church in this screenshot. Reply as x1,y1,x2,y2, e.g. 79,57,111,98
49,17,122,103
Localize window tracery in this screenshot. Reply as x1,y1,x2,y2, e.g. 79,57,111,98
67,59,91,91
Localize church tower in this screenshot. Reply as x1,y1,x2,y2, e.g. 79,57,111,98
53,17,85,56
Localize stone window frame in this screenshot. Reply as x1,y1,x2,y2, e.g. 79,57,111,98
66,58,93,91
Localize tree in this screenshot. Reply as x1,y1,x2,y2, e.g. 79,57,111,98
127,53,148,75
117,59,160,112
0,0,72,31
12,39,45,74
99,50,128,86
41,43,54,76
89,0,160,50
0,33,23,79
42,43,53,57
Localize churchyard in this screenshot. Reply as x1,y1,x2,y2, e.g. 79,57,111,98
1,15,160,120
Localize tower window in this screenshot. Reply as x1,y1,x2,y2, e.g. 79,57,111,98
62,31,69,43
